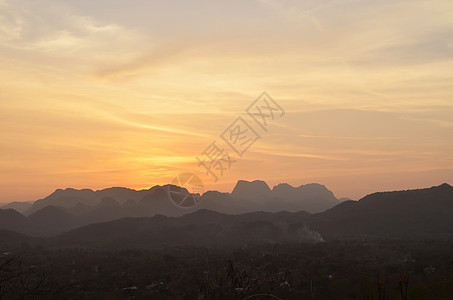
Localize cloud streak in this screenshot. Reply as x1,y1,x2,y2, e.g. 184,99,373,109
0,0,452,201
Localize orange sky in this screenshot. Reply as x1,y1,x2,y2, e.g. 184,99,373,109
1,0,452,202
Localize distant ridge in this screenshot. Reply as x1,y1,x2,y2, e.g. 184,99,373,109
52,182,453,246
1,183,451,248
1,182,450,239
0,180,341,236
310,183,453,238
232,180,271,199
229,180,339,213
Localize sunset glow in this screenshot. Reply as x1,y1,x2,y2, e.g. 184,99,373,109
1,0,452,202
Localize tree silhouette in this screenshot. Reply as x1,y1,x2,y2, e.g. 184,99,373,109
0,254,74,299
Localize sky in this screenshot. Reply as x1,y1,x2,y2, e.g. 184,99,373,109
1,0,452,202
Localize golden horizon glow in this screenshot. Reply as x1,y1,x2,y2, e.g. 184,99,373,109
1,0,452,202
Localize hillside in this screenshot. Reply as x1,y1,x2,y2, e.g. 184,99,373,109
308,183,453,238
1,183,451,241
0,180,340,236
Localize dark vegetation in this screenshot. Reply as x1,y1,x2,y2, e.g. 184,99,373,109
1,240,453,299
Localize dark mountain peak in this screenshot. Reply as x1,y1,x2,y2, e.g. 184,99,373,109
71,202,94,216
93,187,154,205
309,183,453,239
95,187,134,193
27,206,79,236
297,183,329,191
202,190,229,197
73,202,92,209
320,200,357,216
272,183,295,192
71,188,93,192
0,201,33,214
0,208,25,218
272,182,332,195
28,205,74,219
160,184,188,191
268,182,338,213
95,186,151,196
201,191,235,204
296,183,335,198
231,180,271,199
435,183,452,190
122,199,137,207
61,188,94,194
48,188,67,197
140,187,170,205
46,187,95,200
98,197,120,207
150,184,169,191
0,209,30,234
360,183,453,203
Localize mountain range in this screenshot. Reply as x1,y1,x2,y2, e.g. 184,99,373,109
0,182,452,247
0,180,341,236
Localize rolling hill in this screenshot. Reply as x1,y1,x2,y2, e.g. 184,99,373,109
1,183,451,243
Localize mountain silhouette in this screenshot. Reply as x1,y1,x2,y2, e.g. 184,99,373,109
308,183,453,238
231,180,272,199
27,206,80,236
0,180,341,235
223,180,340,213
0,209,31,234
54,210,315,248
98,197,121,207
24,187,153,215
0,201,33,213
38,183,452,247
1,183,451,240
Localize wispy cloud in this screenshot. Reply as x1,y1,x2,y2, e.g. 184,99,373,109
1,0,452,201
0,0,149,66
